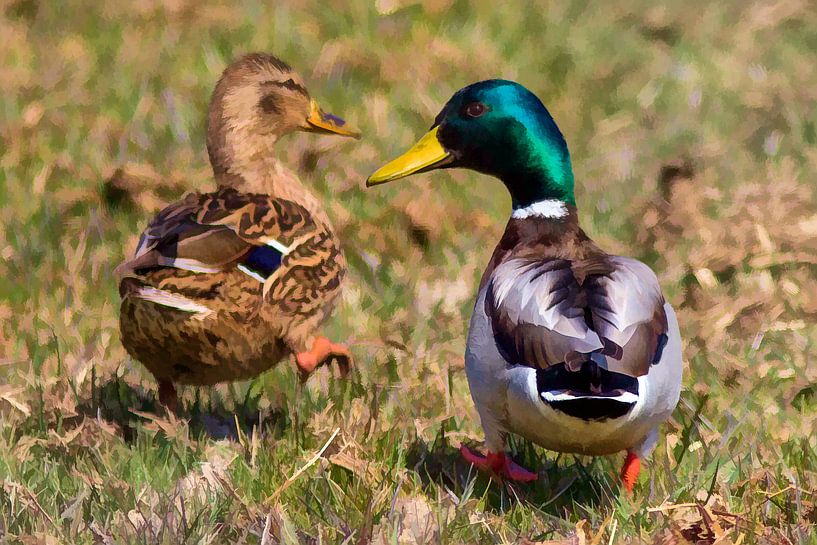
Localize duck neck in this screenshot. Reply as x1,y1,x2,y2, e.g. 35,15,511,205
207,128,332,225
507,205,582,245
208,123,283,193
497,126,580,241
502,165,576,220
496,118,576,212
214,152,288,195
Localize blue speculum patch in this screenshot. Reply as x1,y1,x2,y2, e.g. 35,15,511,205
243,245,283,279
322,112,346,126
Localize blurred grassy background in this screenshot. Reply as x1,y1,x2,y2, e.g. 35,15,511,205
1,0,816,543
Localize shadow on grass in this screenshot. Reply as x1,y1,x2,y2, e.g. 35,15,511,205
405,428,621,518
75,377,291,442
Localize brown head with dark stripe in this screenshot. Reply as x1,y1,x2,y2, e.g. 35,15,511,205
206,53,359,187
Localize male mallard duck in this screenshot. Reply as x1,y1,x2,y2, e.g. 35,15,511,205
117,53,360,411
367,80,682,491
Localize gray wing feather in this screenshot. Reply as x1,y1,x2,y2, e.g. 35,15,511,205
587,257,667,375
487,256,667,376
117,195,249,278
589,257,665,346
488,259,604,366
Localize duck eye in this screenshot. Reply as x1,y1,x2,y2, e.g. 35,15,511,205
463,102,487,118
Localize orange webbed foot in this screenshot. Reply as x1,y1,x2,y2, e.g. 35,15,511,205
295,336,353,381
620,451,641,493
460,444,537,482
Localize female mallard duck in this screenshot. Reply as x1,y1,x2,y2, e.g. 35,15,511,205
367,80,682,492
116,53,360,412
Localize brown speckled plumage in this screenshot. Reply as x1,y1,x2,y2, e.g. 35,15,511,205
116,53,356,397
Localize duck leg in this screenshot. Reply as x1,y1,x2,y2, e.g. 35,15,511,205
620,450,641,493
460,445,538,482
295,336,352,381
158,380,178,414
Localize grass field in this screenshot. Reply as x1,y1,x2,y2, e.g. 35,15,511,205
1,0,816,543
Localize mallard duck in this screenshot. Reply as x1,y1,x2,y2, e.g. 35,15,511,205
367,80,682,492
116,53,360,412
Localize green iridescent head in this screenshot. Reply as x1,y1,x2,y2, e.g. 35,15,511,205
367,79,575,209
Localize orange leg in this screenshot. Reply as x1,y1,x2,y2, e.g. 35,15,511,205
158,381,178,414
295,336,352,381
460,444,538,482
620,451,641,493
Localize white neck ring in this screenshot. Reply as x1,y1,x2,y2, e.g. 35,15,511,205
511,199,568,220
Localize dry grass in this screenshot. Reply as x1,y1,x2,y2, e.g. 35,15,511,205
1,0,816,543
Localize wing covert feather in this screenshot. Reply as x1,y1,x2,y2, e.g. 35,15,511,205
117,188,316,279
486,255,668,377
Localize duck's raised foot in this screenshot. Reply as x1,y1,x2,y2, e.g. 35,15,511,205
295,336,352,382
460,444,538,482
620,451,641,493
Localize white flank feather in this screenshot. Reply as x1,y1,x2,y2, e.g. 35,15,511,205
134,287,213,319
158,257,222,274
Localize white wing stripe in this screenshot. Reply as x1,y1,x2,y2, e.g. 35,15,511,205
237,264,266,283
264,238,291,255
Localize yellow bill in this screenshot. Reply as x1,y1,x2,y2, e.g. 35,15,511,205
304,99,360,138
367,126,452,186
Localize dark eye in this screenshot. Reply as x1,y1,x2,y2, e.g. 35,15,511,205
259,94,280,114
463,102,487,118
